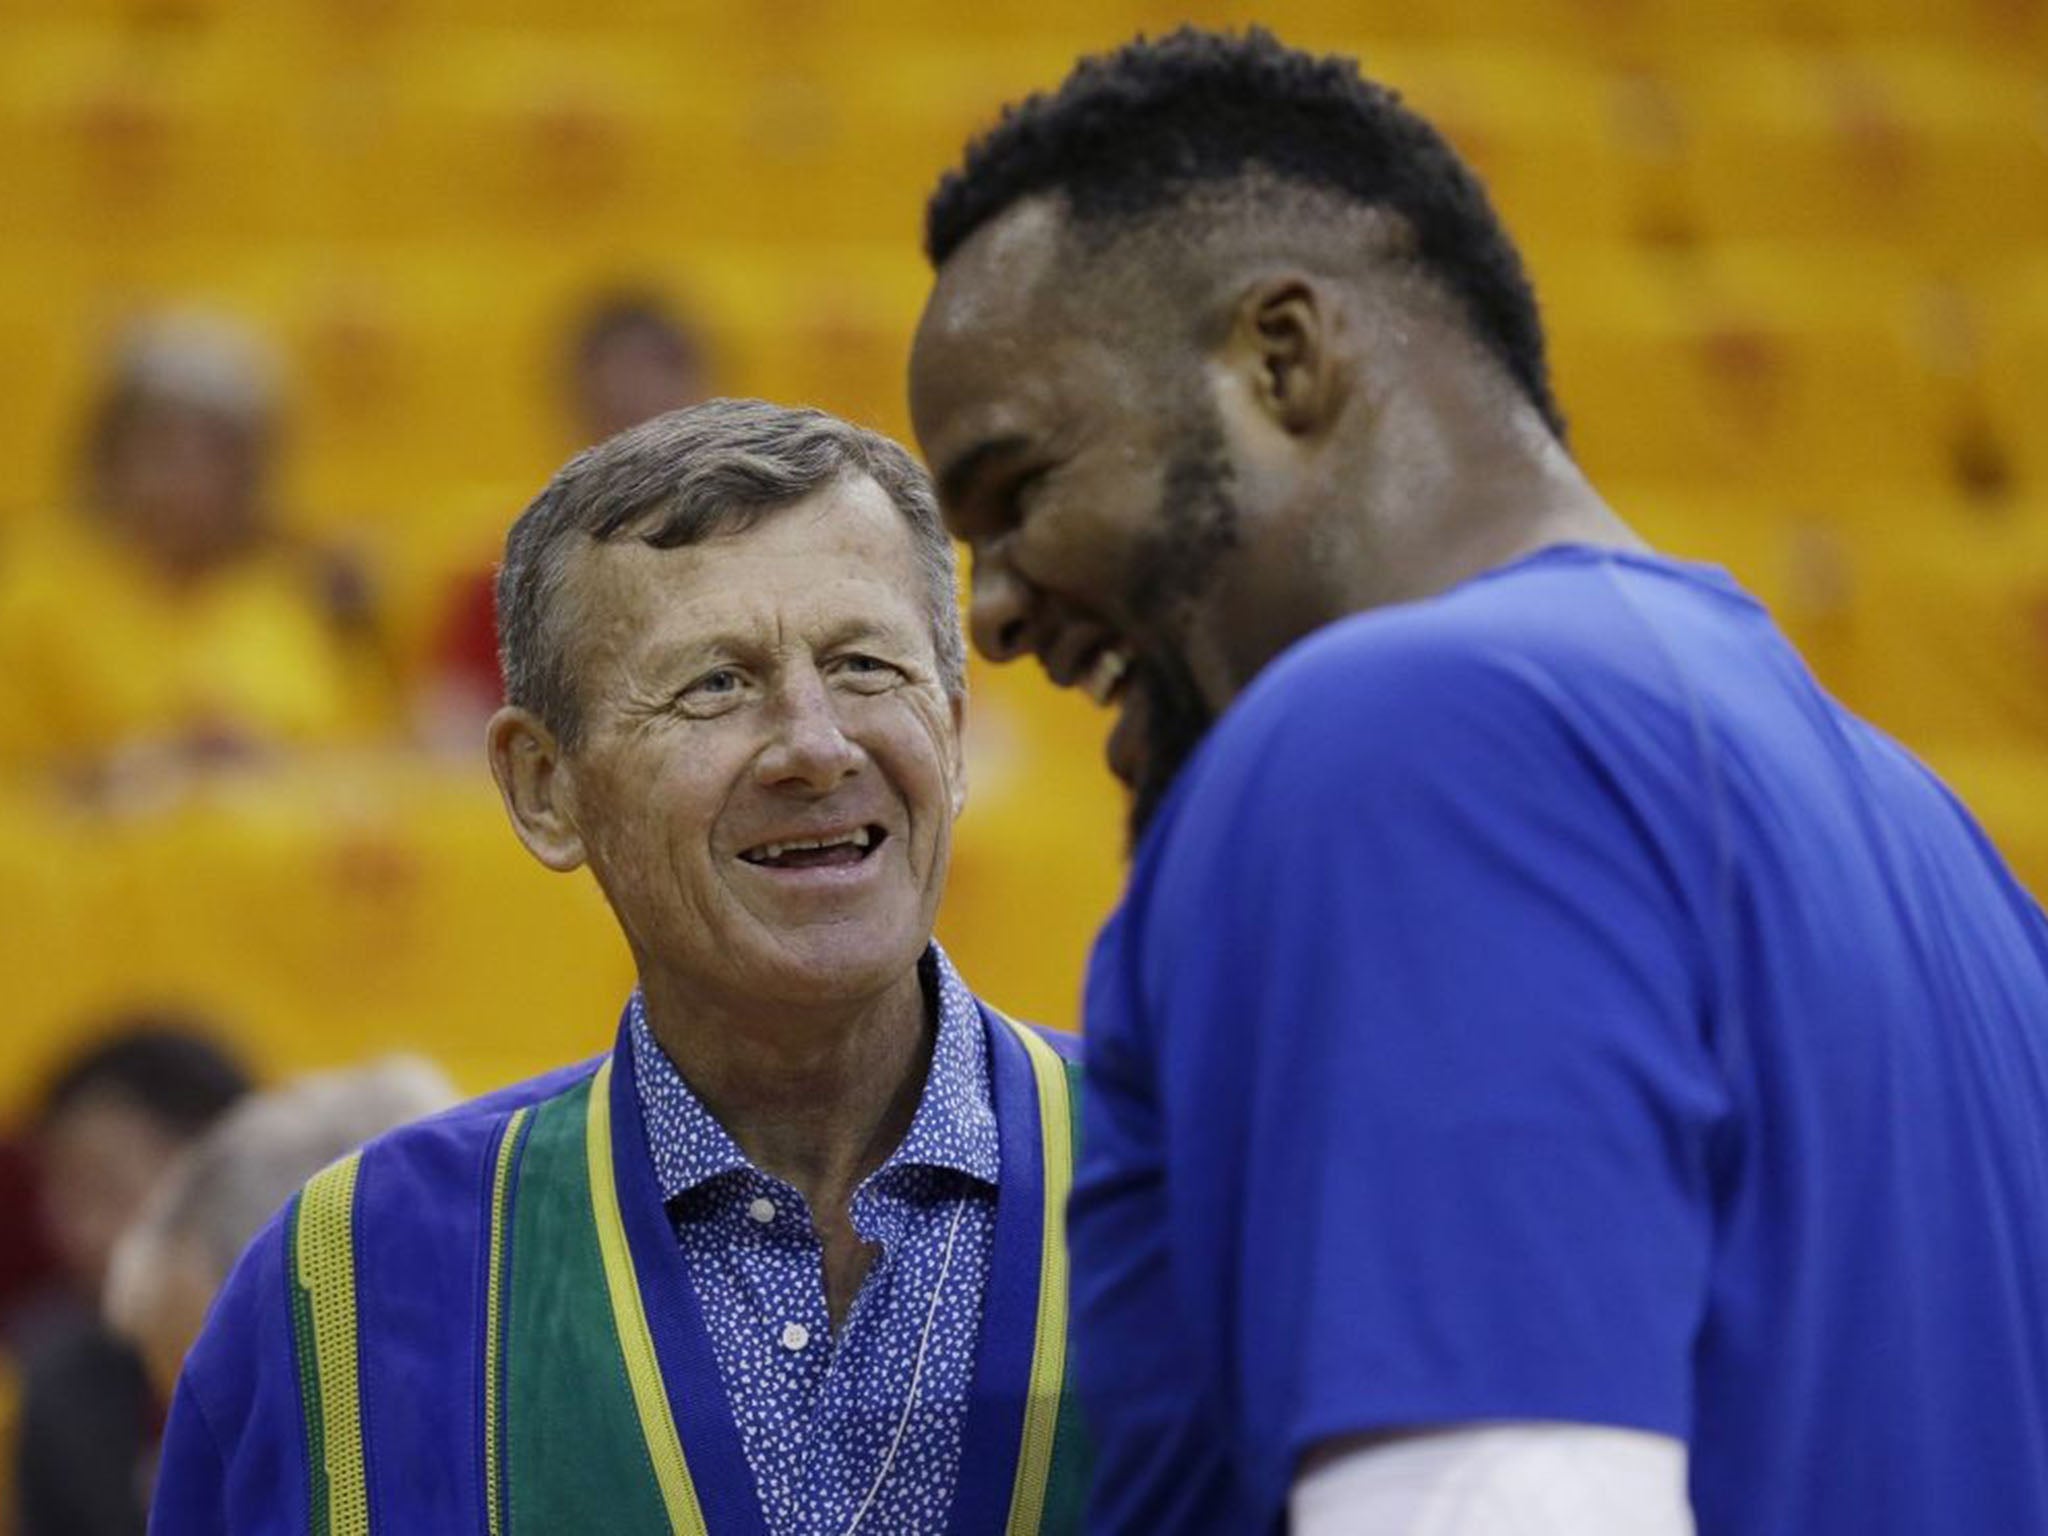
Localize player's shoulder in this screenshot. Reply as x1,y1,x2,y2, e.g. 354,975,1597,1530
1224,544,1735,753
1152,550,1709,862
1212,591,1560,773
1280,545,1650,680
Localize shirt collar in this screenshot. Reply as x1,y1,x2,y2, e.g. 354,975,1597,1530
627,944,1000,1204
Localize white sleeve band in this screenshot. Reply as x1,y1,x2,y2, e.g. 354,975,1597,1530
1288,1422,1694,1536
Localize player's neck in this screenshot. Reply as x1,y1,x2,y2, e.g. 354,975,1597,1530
1329,392,1644,620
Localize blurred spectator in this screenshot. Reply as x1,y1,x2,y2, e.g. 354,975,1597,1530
0,1142,59,1346
0,312,393,803
421,288,712,751
563,288,712,445
105,1056,457,1405
13,1018,250,1536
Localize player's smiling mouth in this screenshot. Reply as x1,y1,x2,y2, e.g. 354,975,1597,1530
1066,642,1147,789
1079,644,1130,707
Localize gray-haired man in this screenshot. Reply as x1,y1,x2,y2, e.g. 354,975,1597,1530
152,399,1087,1536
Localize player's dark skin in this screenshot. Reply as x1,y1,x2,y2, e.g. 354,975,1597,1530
912,186,1650,1478
909,192,1642,827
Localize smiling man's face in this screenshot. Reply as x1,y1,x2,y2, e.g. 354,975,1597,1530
554,474,965,1013
911,199,1254,840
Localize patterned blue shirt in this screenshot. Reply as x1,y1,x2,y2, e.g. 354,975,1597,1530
628,946,999,1536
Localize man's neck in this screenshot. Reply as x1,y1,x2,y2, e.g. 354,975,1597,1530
1195,421,1642,716
1317,383,1646,618
636,963,934,1215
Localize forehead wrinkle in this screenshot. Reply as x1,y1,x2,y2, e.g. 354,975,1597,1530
562,483,941,718
622,569,931,677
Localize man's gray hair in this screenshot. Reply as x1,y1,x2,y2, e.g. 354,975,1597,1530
497,397,967,748
106,1057,458,1313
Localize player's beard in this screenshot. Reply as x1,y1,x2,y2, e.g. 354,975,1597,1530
1121,649,1213,850
1121,410,1240,851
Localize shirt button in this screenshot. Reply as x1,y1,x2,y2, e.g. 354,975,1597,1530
780,1322,810,1353
747,1197,777,1225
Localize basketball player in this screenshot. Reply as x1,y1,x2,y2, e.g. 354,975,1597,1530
911,28,2048,1535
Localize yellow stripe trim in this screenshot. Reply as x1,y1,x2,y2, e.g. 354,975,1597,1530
585,1057,709,1536
295,1153,371,1536
483,1106,531,1536
1001,1019,1075,1536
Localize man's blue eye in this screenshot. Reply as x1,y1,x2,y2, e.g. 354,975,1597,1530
837,655,906,687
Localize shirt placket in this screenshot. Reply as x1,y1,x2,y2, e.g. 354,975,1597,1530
731,1170,836,1529
797,1180,917,1524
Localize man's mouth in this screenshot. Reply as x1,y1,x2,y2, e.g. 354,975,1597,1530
1061,643,1146,789
1079,645,1131,707
1037,623,1215,840
738,825,886,869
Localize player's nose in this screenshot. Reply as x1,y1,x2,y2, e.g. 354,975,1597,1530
967,554,1037,665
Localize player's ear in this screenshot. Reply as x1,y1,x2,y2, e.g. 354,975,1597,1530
487,706,588,872
1218,275,1344,438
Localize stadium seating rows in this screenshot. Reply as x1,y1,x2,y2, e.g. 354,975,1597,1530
0,0,2042,1105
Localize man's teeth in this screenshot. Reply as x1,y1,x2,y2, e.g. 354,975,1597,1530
1081,648,1130,706
750,828,872,861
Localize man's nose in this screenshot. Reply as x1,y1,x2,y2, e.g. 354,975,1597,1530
756,670,863,792
968,553,1036,664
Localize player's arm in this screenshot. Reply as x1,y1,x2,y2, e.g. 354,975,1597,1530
1291,1424,1692,1535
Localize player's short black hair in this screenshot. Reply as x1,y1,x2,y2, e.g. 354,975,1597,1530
925,27,1564,439
37,1016,252,1139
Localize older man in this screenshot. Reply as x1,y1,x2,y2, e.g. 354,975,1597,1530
151,401,1085,1535
910,27,2048,1536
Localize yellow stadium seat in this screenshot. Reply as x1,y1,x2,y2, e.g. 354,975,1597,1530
0,23,302,246
1671,46,2048,254
0,265,103,531
1360,46,1639,246
1979,259,2048,496
1613,484,2048,754
1918,743,2048,902
1,0,2042,1086
1546,244,1951,495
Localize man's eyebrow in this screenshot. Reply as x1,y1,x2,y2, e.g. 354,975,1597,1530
639,631,749,679
819,615,905,649
937,434,1032,509
647,616,917,676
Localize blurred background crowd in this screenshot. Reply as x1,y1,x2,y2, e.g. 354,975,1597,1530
0,0,2043,1529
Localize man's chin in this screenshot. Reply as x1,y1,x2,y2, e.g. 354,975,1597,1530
1126,769,1174,852
739,921,932,1011
1121,660,1214,854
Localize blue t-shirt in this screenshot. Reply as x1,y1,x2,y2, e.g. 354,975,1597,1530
1071,545,2048,1534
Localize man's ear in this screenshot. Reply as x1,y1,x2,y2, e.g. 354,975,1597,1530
486,706,588,873
947,691,968,820
1219,275,1345,438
